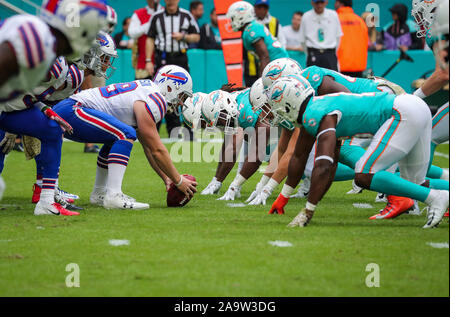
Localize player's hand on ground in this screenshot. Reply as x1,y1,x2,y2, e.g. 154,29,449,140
217,184,241,201
248,187,271,206
42,107,73,134
269,194,289,214
201,177,222,195
245,181,265,203
0,132,17,154
287,208,314,227
176,176,197,198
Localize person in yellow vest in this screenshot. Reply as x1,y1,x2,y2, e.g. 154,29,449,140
243,0,286,87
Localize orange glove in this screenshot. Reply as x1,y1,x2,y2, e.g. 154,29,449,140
269,194,289,215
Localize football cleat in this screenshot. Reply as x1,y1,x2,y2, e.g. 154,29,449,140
103,192,149,210
56,187,79,201
90,188,106,206
407,200,423,216
375,193,388,203
291,178,310,199
34,201,80,216
346,180,363,195
423,190,449,229
369,196,414,220
444,211,449,218
32,183,42,204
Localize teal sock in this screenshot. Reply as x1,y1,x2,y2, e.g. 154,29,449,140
427,165,444,179
334,163,355,181
339,145,365,169
427,178,449,191
370,171,430,202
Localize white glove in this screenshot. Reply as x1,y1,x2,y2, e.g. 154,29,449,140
201,177,222,195
246,175,270,203
248,185,273,205
217,184,241,201
0,133,17,154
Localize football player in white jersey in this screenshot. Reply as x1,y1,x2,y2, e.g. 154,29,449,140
52,65,197,210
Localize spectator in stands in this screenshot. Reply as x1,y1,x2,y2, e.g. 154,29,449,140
382,3,422,51
244,0,285,86
282,11,304,52
128,0,163,80
299,0,343,71
146,0,200,138
114,17,134,49
199,8,222,50
189,1,204,49
361,12,384,52
335,0,368,77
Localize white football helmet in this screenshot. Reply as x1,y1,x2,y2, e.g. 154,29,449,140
226,1,255,32
82,31,118,79
201,90,239,135
262,58,303,90
249,78,268,110
154,65,193,111
431,0,449,69
412,0,439,37
40,0,108,62
182,92,207,130
105,5,118,34
268,75,315,125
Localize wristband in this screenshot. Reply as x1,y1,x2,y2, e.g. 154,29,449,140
232,174,247,187
145,59,152,63
281,184,295,197
266,178,280,191
306,202,316,211
175,175,183,187
413,87,427,99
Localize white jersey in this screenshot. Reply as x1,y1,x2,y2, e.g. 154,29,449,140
48,63,84,104
0,56,68,113
0,15,56,104
71,79,167,126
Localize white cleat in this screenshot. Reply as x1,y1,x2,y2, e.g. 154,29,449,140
423,190,449,229
346,180,363,195
103,192,149,210
291,178,310,199
407,200,423,216
375,193,388,203
90,189,106,206
34,201,80,216
56,187,79,201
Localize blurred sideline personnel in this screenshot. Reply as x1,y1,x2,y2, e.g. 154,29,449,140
145,0,200,138
299,0,343,71
243,0,285,86
282,11,304,52
114,17,134,49
0,0,107,215
335,0,368,77
129,0,163,80
227,1,288,87
199,8,222,50
188,1,204,49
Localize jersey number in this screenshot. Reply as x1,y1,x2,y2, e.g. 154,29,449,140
99,82,138,98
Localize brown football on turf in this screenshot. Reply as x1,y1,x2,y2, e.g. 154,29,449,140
167,174,197,207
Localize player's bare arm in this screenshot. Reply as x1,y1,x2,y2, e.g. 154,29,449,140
318,76,351,95
134,101,197,197
0,42,19,88
253,39,270,77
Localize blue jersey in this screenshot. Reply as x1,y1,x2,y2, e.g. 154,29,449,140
242,21,288,61
302,92,396,139
301,66,381,94
233,89,261,129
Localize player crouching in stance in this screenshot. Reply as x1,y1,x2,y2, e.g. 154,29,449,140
267,76,449,228
53,65,197,210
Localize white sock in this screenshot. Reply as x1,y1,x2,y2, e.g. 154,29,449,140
40,188,55,204
106,163,126,195
441,169,449,181
425,189,439,205
94,166,108,191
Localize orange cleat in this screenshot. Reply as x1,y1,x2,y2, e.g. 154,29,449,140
369,195,414,220
444,211,449,218
32,184,42,204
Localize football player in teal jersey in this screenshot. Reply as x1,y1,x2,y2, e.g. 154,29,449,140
267,75,448,228
226,1,288,78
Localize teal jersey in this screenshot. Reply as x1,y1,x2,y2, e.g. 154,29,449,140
302,92,396,139
242,21,288,61
233,89,261,129
301,66,381,94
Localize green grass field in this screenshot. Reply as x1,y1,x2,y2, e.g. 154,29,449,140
0,139,448,297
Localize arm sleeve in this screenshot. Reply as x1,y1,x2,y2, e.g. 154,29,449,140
128,13,149,39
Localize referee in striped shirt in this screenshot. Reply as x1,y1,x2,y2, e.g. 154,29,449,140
145,0,200,138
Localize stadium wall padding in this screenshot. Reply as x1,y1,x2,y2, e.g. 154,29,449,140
107,49,436,94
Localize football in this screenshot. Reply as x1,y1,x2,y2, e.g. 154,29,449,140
167,174,197,207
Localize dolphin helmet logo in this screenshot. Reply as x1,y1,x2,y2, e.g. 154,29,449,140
271,84,286,103
266,65,287,80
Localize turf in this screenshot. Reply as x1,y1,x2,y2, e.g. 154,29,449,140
0,139,448,297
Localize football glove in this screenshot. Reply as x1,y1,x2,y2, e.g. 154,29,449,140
42,106,73,134
245,179,266,203
201,177,222,195
248,185,274,206
268,193,289,214
217,184,241,201
0,132,17,154
287,208,315,227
